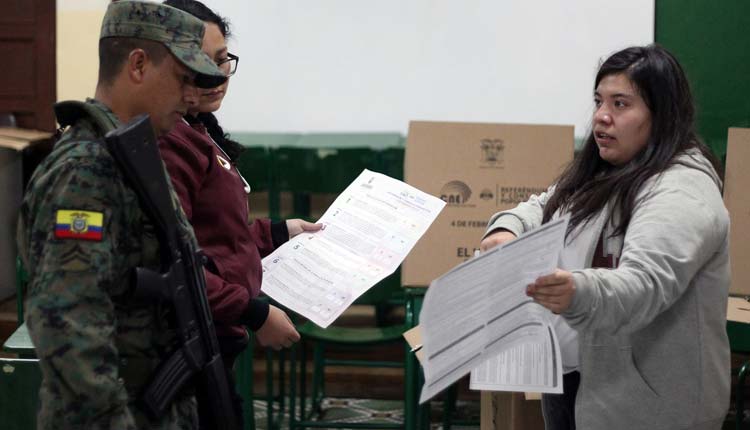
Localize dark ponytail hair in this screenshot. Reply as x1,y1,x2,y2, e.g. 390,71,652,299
185,112,245,161
164,0,245,161
542,44,721,237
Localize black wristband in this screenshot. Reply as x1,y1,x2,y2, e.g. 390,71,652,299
271,221,289,249
242,298,270,332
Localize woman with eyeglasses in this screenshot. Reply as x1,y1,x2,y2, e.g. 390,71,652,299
158,1,321,427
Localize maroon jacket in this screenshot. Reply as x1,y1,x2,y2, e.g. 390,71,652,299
159,120,285,338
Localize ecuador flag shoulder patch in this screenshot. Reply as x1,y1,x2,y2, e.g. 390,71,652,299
55,210,104,241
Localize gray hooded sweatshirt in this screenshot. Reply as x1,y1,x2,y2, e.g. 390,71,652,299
485,150,730,429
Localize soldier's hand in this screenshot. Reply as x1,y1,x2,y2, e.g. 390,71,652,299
255,305,300,350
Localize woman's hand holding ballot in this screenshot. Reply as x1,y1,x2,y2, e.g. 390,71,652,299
481,228,576,314
526,269,576,314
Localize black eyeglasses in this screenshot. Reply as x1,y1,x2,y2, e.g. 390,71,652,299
216,53,239,77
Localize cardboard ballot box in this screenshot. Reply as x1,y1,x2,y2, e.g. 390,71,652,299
725,128,750,296
401,121,573,430
0,127,53,301
402,120,574,287
480,391,544,430
403,325,545,430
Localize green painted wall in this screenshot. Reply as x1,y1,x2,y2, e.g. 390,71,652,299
655,1,750,160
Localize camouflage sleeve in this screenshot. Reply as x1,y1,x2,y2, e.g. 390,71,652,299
21,151,137,429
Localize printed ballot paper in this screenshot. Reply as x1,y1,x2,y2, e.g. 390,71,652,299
261,169,445,328
418,216,569,403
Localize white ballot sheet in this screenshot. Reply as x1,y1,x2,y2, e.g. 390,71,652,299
419,216,568,403
261,169,445,328
469,327,561,393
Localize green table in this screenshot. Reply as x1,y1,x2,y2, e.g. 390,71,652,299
0,356,41,430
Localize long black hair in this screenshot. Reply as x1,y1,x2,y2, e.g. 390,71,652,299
542,44,721,237
164,0,245,161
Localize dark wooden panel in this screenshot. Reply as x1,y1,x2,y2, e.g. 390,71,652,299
0,0,35,24
14,112,41,131
0,41,36,97
0,100,34,112
33,0,55,131
0,0,55,131
0,27,37,39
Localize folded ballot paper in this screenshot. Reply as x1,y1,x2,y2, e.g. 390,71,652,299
261,169,445,328
418,216,569,403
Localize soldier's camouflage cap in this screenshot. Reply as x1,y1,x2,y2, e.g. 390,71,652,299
100,1,227,88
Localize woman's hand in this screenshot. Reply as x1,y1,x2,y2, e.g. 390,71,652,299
480,229,517,252
286,219,322,238
255,305,300,350
527,269,576,314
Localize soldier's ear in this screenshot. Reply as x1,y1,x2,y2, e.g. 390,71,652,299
126,48,148,84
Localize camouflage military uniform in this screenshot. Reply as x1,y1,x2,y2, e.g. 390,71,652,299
15,0,228,427
17,99,200,429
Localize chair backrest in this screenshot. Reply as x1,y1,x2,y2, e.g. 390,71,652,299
355,270,402,306
728,320,750,353
0,358,41,430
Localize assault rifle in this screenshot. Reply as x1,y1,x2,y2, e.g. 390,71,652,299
105,114,239,429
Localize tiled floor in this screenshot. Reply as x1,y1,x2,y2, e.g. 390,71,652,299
252,397,480,430
248,393,747,430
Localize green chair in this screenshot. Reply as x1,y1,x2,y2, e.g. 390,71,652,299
235,337,257,430
0,358,42,430
233,132,408,428
441,379,480,430
247,295,293,430
287,272,409,429
403,287,431,430
728,317,750,430
401,286,473,430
